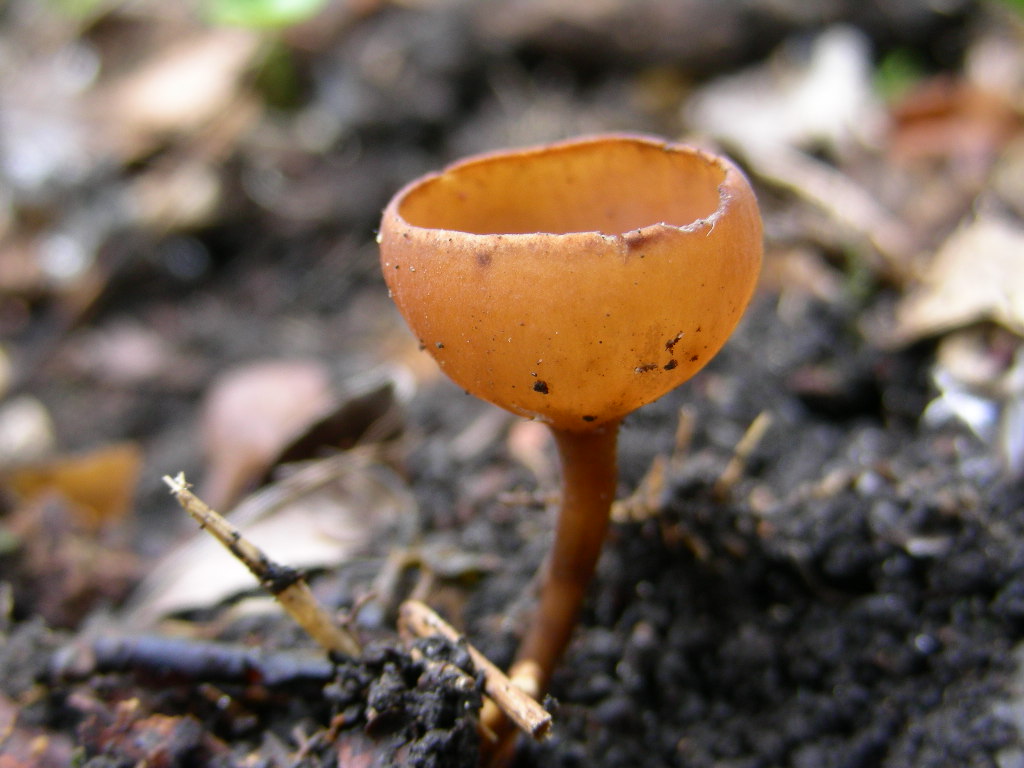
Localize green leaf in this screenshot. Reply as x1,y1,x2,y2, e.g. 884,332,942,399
203,0,330,29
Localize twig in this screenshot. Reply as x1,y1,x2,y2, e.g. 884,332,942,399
713,411,773,501
612,405,696,523
612,455,666,523
51,633,336,686
397,600,552,741
162,473,361,658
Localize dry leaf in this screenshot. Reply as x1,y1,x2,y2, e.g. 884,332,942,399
3,442,142,531
92,28,262,161
888,76,1021,168
199,359,335,511
200,362,403,512
506,419,554,485
894,215,1024,344
684,26,913,266
685,25,880,155
122,451,417,628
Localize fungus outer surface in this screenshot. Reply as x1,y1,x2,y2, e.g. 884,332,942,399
379,133,763,431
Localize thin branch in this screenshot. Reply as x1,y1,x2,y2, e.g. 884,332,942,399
398,600,552,741
162,472,361,659
713,410,773,501
52,633,336,686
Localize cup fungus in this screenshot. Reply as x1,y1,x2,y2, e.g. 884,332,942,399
379,134,762,711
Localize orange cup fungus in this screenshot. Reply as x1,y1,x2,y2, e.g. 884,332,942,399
379,133,762,731
379,133,762,432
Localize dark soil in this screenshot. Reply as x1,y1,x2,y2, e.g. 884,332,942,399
2,1,1023,766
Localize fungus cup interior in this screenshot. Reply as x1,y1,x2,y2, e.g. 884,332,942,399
397,139,724,236
380,134,762,432
378,134,763,750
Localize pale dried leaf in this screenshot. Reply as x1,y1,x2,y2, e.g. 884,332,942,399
894,215,1024,343
685,25,880,154
121,451,417,627
92,28,261,160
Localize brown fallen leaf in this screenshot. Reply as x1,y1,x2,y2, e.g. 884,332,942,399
199,359,336,512
199,361,403,512
3,442,142,531
888,61,1022,170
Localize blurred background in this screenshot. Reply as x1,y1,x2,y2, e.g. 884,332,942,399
3,0,1021,504
2,1,1024,763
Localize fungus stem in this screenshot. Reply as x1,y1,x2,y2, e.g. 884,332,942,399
510,421,620,697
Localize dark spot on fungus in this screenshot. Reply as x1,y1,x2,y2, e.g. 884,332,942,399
582,415,596,422
435,342,444,349
664,359,678,371
634,363,658,373
690,354,700,362
533,380,549,394
477,252,492,267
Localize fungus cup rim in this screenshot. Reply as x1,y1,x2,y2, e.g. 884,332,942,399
383,132,743,241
